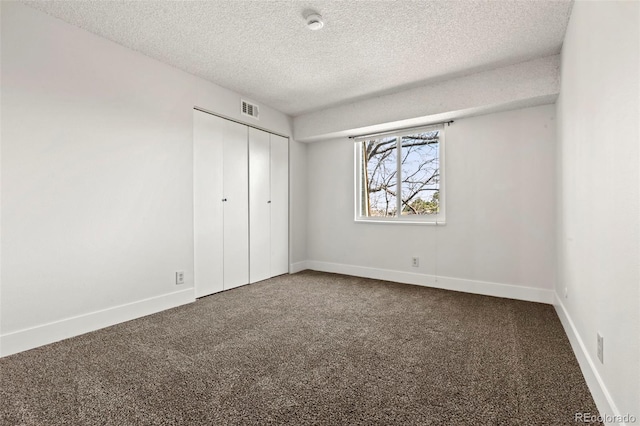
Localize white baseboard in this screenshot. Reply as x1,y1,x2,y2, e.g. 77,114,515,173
305,260,555,304
0,288,195,358
290,261,310,274
554,295,627,426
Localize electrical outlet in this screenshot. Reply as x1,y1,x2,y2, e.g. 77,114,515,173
412,257,419,267
564,287,568,299
597,333,604,364
176,271,185,285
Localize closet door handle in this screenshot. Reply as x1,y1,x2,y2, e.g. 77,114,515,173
222,198,228,202
267,201,271,204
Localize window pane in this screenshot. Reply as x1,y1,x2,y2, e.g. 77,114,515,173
361,137,398,217
400,131,440,215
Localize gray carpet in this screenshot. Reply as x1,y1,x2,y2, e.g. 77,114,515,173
1,270,600,425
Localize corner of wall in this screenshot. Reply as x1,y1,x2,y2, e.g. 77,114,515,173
288,138,308,267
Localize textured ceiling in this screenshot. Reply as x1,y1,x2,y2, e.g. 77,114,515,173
22,0,573,116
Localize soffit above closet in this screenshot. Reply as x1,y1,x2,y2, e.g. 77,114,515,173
22,0,573,117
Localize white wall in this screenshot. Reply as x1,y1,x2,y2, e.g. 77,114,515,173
0,2,306,356
306,104,556,302
556,1,639,421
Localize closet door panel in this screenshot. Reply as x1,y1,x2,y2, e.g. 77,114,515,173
249,128,271,283
223,122,249,290
193,110,224,297
270,134,289,276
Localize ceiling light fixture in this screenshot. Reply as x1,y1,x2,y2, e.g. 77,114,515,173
306,13,324,31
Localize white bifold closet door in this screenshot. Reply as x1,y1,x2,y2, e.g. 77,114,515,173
194,111,224,298
194,110,248,297
270,134,289,276
222,120,249,290
249,128,271,283
249,130,289,283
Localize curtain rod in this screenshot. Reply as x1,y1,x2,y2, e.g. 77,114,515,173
349,120,454,140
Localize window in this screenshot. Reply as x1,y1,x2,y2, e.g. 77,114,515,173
355,126,444,223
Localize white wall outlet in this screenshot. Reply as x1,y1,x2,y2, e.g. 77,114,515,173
597,333,604,364
176,271,185,285
564,287,568,299
412,257,419,267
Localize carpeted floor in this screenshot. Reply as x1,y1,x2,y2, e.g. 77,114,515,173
1,271,600,425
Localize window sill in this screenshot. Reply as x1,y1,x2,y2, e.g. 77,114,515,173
354,218,446,226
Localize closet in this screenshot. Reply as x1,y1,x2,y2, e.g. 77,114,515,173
193,109,289,298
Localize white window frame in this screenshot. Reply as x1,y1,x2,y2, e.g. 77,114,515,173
354,125,446,225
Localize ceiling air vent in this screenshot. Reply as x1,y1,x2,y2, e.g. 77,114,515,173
241,99,259,119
